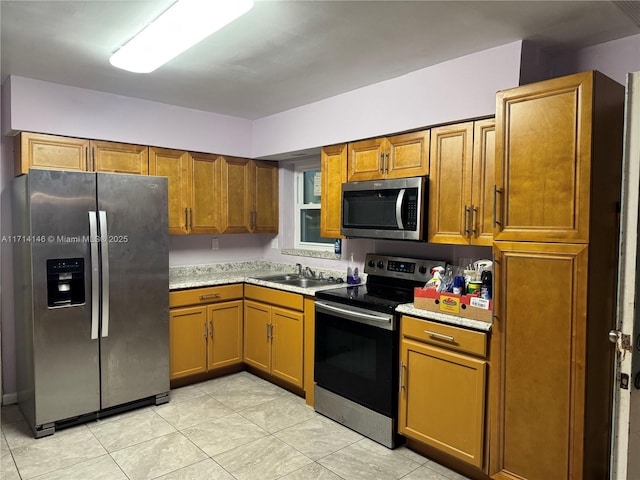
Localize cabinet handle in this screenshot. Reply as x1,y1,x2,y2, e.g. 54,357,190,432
471,205,478,236
463,205,470,236
209,320,213,338
204,322,208,339
384,152,389,174
269,323,274,339
199,293,221,300
378,153,384,175
185,208,189,230
266,322,270,339
493,185,502,227
424,330,455,343
189,208,193,230
92,147,96,171
85,147,89,171
399,362,406,393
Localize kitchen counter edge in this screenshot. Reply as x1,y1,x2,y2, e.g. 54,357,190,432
396,303,492,332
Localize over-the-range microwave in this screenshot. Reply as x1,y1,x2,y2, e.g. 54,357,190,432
341,176,428,241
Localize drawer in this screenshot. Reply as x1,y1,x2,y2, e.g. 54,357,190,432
170,284,244,308
244,284,304,311
401,315,487,358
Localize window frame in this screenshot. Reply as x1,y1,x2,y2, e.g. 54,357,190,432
293,160,334,252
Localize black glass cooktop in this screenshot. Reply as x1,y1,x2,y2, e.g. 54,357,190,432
315,276,420,314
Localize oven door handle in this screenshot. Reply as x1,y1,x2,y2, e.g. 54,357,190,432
315,301,394,330
395,188,406,230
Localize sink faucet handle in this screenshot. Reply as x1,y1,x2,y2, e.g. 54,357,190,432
295,263,302,275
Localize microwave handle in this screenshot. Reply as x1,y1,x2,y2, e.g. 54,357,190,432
395,188,406,229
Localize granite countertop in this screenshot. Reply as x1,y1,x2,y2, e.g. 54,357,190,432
169,261,347,296
396,303,492,332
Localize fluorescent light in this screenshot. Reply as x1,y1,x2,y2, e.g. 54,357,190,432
110,0,254,73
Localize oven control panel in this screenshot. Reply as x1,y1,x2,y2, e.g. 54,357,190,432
364,254,446,282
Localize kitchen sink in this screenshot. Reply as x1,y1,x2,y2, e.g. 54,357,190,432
252,273,339,289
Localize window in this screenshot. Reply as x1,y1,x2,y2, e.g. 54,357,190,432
294,161,334,251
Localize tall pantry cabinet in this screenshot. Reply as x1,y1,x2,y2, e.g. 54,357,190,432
490,71,624,480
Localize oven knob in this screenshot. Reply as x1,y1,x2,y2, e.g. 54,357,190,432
377,261,384,269
419,265,427,274
368,260,375,268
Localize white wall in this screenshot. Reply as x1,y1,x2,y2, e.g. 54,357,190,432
552,34,640,86
251,41,523,158
3,76,253,157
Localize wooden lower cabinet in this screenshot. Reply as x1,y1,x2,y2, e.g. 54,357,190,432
244,285,304,389
169,285,243,380
399,316,487,470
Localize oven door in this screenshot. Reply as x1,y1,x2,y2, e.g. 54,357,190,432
314,300,398,417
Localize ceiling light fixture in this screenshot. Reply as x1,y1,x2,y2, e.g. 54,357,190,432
109,0,254,73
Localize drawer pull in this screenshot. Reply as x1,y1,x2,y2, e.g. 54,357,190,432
199,293,221,300
424,330,455,343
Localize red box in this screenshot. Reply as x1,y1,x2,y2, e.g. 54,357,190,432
413,287,493,323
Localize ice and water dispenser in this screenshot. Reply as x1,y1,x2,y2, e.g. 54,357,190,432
46,258,85,307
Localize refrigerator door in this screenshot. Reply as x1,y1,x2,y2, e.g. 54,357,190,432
96,173,169,408
29,170,100,425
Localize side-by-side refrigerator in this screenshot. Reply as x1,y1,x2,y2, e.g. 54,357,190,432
13,169,170,438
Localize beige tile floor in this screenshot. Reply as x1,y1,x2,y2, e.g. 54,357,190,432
0,372,471,480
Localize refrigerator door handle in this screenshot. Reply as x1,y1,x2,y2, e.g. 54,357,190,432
99,210,110,337
89,211,100,340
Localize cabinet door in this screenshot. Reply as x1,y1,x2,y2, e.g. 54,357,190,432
386,130,430,179
189,152,222,234
320,144,347,238
243,300,271,373
253,160,279,233
149,147,190,234
91,140,149,175
16,132,89,175
169,306,207,380
470,119,495,246
399,338,486,468
428,123,474,244
495,72,593,243
271,306,304,388
208,300,243,370
490,241,588,480
221,156,252,233
347,138,385,181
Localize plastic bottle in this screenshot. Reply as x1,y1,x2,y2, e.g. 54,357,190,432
347,254,360,284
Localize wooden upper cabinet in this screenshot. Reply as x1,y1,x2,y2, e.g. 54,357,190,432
221,157,278,234
386,130,430,179
347,130,429,181
149,147,190,235
16,132,89,174
428,120,495,245
428,122,474,244
91,140,149,175
15,133,149,176
471,119,496,246
189,152,222,235
253,160,279,233
320,144,347,238
221,156,253,234
495,71,599,243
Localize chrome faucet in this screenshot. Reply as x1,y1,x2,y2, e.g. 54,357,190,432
295,263,302,276
303,266,316,278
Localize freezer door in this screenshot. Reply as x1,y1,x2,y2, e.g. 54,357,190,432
28,169,100,425
97,173,169,408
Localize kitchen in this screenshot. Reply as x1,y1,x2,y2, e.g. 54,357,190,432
1,1,640,480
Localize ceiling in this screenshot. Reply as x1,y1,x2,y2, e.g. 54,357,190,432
1,0,639,120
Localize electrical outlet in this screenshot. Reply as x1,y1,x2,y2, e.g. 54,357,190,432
211,238,219,250
271,237,279,249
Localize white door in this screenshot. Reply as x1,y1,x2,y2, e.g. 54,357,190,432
611,71,640,480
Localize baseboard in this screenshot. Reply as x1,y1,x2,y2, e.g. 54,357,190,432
2,392,17,405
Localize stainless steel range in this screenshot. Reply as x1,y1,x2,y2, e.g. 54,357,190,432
314,253,446,448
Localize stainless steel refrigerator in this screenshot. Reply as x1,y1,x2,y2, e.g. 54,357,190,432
13,169,170,438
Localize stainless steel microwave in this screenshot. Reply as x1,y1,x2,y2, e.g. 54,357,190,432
341,176,428,241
